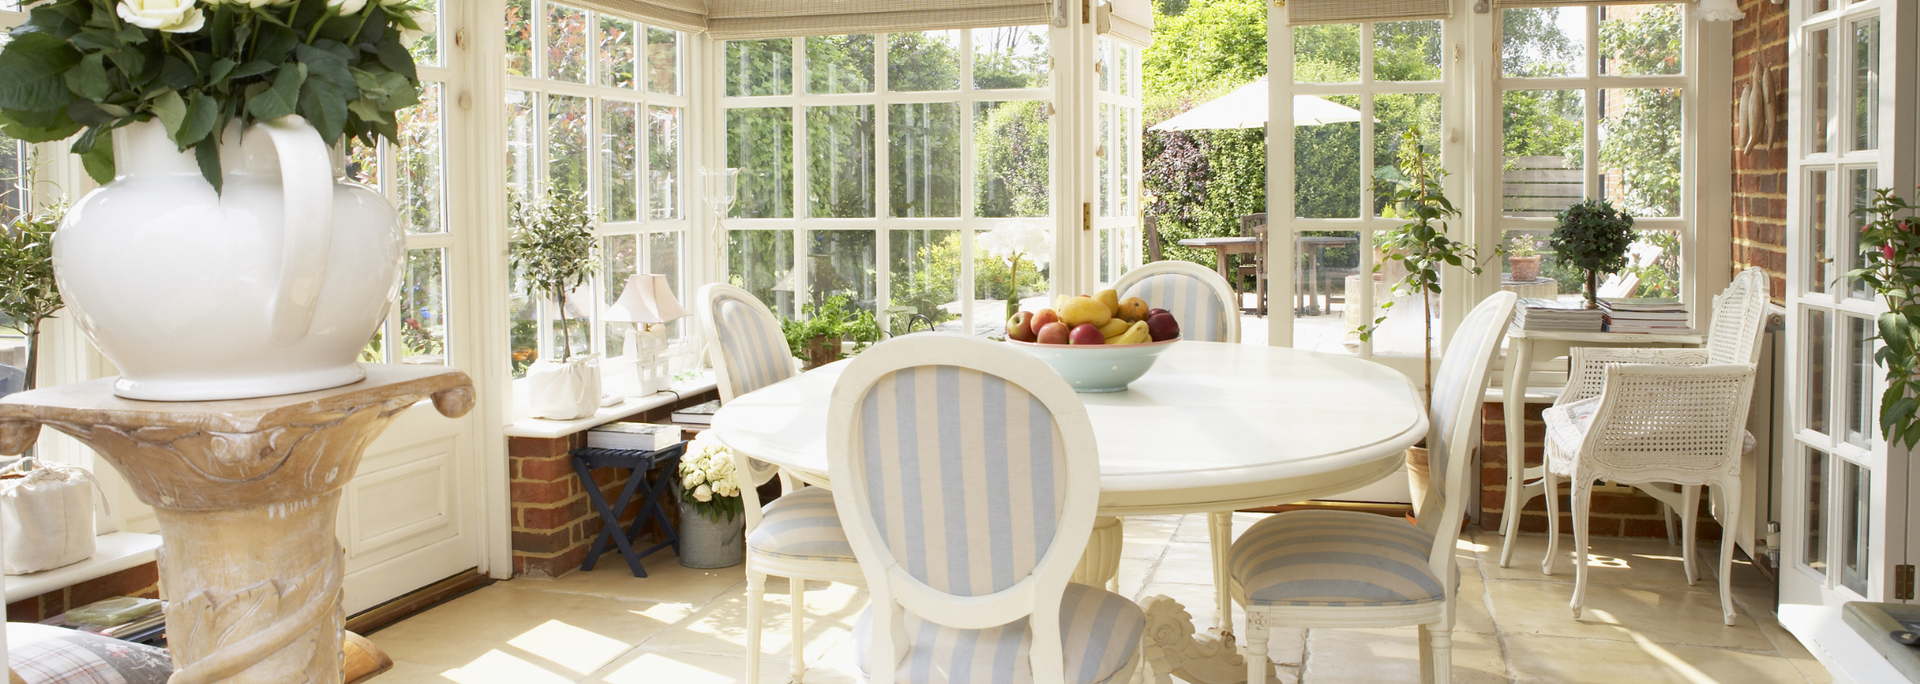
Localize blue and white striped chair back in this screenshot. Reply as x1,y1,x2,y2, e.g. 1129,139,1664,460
696,283,797,404
1421,291,1517,539
1113,261,1240,344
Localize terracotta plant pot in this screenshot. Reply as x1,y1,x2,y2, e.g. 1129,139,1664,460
1508,255,1542,282
802,335,843,370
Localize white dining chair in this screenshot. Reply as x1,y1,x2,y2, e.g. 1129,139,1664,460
1230,291,1516,684
826,335,1151,684
1497,267,1772,570
695,283,863,683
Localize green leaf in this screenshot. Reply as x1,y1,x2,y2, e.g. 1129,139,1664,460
375,39,417,81
159,55,196,90
193,137,222,193
297,77,345,144
252,23,298,63
0,31,83,111
246,63,305,121
60,52,108,101
79,131,114,184
0,107,81,142
208,58,236,83
177,91,217,146
230,60,274,80
150,88,186,137
294,43,356,97
345,97,386,124
65,98,118,126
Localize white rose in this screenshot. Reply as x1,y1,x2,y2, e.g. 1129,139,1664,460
327,0,367,14
681,472,704,490
400,25,432,48
117,0,205,33
715,481,738,497
693,484,712,502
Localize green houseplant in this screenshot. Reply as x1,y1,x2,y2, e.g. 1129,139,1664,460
782,295,883,370
0,200,66,393
1550,199,1636,308
1849,186,1920,448
510,187,602,419
1506,233,1542,282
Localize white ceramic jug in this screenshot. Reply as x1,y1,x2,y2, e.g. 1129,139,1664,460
54,117,402,401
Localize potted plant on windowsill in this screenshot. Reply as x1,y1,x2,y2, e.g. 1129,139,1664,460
781,295,884,370
1506,234,1542,282
0,173,66,397
1848,185,1920,448
1550,199,1636,309
511,187,603,420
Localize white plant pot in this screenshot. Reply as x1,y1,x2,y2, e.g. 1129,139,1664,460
528,357,603,420
54,117,402,401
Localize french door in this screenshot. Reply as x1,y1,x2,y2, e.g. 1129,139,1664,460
1783,0,1915,627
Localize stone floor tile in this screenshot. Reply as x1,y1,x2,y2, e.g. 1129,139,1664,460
1504,634,1813,683
1483,533,1769,594
1117,556,1154,600
586,648,811,684
1301,627,1506,684
371,583,691,676
518,548,746,606
1152,541,1225,587
641,583,864,663
1456,568,1497,635
1484,579,1775,651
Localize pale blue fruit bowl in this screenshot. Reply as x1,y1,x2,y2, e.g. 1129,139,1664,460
1006,337,1179,392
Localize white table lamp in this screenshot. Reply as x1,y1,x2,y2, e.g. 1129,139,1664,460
603,274,689,395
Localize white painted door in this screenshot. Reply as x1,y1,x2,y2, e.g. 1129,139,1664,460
1782,0,1915,621
336,0,486,615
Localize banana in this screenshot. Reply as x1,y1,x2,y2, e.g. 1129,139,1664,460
1114,321,1151,345
1097,318,1131,338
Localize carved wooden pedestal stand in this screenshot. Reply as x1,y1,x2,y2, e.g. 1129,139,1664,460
0,366,474,684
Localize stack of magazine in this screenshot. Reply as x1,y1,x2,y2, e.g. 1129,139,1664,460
43,596,166,645
1600,298,1696,334
1514,298,1604,332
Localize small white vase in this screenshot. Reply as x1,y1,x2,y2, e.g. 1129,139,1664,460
527,356,603,420
54,117,402,401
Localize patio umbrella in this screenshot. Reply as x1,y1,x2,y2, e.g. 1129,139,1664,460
1149,78,1364,131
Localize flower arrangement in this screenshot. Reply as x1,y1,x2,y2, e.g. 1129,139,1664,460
1506,234,1540,259
677,431,743,523
0,0,431,189
977,220,1052,320
1849,185,1920,448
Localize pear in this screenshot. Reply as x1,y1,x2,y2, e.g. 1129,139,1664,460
1058,296,1113,328
1094,289,1122,316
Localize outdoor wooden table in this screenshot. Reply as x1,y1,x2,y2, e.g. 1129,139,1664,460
713,341,1427,684
1295,235,1358,316
1176,236,1259,286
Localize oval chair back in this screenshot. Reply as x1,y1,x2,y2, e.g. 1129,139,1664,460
1111,260,1240,343
1704,267,1772,366
826,335,1116,684
695,283,796,405
1421,291,1518,571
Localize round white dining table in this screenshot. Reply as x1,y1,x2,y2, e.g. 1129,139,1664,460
711,341,1428,684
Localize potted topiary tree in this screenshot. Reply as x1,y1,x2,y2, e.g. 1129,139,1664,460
511,187,603,419
1550,199,1636,309
0,199,65,396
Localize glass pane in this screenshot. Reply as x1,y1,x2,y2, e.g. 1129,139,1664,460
890,102,961,218
1373,93,1443,217
975,101,1050,218
509,261,539,378
1623,230,1681,298
400,248,448,365
1841,461,1870,595
602,101,640,222
602,234,638,358
598,16,636,89
1847,315,1875,448
890,229,961,332
729,230,795,318
1118,44,1132,96
1805,449,1828,573
1599,87,1682,218
545,2,588,83
808,230,877,312
1501,229,1581,303
361,327,384,363
408,0,441,67
1811,28,1831,154
506,0,532,76
1298,230,1363,355
889,31,960,92
648,106,682,220
548,280,595,360
1098,228,1112,285
1808,308,1830,435
727,39,793,97
547,94,589,195
505,90,535,197
1374,21,1442,82
808,34,875,94
1296,95,1360,219
1120,107,1134,216
646,27,680,95
397,83,445,234
1850,17,1879,152
1600,4,1681,76
1809,169,1829,293
1502,89,1585,218
1097,38,1112,92
973,25,1048,90
973,224,1051,335
1849,168,1876,299
0,137,25,225
1099,103,1112,218
344,139,379,189
728,108,793,218
1295,24,1360,83
649,232,683,339
1502,7,1586,78
808,105,876,219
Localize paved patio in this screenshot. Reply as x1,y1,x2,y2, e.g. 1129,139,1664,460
366,514,1830,683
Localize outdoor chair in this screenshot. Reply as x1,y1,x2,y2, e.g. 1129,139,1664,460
1236,215,1269,316
695,283,863,683
1230,291,1516,684
1145,215,1164,262
825,335,1150,684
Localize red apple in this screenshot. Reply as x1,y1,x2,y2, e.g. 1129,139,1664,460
1036,322,1071,345
1148,308,1169,318
1146,312,1180,342
1069,323,1106,345
1007,311,1036,342
1029,308,1061,333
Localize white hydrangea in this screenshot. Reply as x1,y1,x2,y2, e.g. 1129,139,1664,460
678,431,740,501
693,484,713,502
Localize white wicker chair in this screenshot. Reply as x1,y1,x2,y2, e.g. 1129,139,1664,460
1538,358,1757,625
1498,267,1773,568
825,335,1149,684
1230,291,1516,684
1111,261,1243,633
695,283,864,683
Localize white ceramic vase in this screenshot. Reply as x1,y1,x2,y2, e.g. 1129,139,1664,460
54,117,402,401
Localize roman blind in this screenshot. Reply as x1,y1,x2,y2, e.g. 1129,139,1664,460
1489,0,1687,7
705,0,1056,40
1285,0,1451,25
1103,0,1153,46
563,0,708,32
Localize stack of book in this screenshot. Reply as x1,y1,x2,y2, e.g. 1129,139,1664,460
1601,298,1696,334
1514,298,1604,332
586,422,682,451
44,596,167,645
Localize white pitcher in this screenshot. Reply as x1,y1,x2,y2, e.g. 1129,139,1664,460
54,117,403,401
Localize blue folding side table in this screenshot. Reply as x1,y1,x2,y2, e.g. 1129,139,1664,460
570,443,687,577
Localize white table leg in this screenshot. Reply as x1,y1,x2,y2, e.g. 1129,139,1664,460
1073,516,1126,587
1499,338,1534,568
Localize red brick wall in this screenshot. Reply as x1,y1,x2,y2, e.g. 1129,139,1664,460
6,562,162,623
1732,0,1789,301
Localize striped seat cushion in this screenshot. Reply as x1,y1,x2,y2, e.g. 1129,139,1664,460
853,582,1144,684
1120,273,1229,342
1229,510,1453,607
746,486,854,562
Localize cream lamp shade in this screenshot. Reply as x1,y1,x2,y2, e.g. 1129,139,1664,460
603,275,689,333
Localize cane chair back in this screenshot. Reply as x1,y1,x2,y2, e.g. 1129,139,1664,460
828,336,1143,684
1112,260,1240,344
1703,267,1772,366
695,283,796,404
